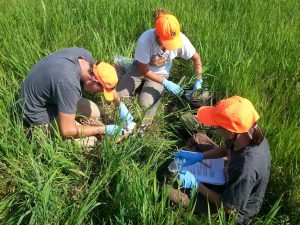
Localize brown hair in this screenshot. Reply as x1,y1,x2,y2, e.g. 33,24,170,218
152,8,171,21
250,123,265,145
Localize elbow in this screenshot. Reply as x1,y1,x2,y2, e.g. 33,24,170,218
137,63,149,75
139,68,148,76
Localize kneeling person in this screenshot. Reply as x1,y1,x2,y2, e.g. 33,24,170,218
171,96,271,225
18,47,134,147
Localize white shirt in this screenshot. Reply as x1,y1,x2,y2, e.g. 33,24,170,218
134,29,196,75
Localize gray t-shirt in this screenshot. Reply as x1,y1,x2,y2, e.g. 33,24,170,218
18,47,95,125
222,138,271,225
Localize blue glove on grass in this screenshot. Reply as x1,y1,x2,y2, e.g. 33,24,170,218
162,79,183,95
172,149,203,167
193,78,203,91
178,170,200,189
105,124,124,136
119,102,134,124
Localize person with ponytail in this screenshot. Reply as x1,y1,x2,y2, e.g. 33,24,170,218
171,96,271,225
117,8,203,108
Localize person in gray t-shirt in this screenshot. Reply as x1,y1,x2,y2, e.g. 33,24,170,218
18,47,135,145
171,96,271,225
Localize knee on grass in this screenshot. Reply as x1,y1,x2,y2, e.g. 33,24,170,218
139,98,155,108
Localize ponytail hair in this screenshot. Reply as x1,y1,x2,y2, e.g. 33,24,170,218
152,8,171,21
250,123,265,145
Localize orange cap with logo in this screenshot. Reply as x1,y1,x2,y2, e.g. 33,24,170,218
93,62,118,102
197,96,259,133
155,14,183,50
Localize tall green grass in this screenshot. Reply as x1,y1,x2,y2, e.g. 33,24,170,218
0,0,299,224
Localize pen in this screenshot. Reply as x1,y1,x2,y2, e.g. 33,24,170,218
201,161,211,168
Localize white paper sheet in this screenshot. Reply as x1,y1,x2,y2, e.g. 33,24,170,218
183,158,225,185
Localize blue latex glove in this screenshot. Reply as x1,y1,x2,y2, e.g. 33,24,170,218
177,170,200,189
119,102,134,124
162,79,183,95
105,124,124,136
172,149,203,167
193,78,203,91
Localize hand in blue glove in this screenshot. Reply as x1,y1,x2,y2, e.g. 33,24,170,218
193,78,203,91
162,79,183,95
119,102,134,124
172,149,203,167
105,124,124,136
177,170,200,189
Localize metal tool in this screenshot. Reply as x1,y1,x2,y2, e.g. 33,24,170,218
137,96,162,137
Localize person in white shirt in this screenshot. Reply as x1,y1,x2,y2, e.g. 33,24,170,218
117,8,203,108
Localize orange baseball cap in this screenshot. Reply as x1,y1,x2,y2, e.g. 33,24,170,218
155,14,183,50
93,62,118,101
197,96,259,133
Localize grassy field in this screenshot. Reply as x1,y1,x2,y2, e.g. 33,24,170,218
0,0,299,224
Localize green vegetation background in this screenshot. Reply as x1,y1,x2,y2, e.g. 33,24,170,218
0,0,299,224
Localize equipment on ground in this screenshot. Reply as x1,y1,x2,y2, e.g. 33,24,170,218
137,96,162,137
182,89,217,110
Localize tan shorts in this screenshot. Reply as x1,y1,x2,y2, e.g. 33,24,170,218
116,61,168,108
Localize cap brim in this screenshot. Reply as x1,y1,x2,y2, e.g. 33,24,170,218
103,89,114,102
197,106,217,126
161,36,183,50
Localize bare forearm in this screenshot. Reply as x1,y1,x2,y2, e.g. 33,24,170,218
203,146,227,159
192,52,202,77
138,62,164,84
62,125,105,138
198,184,222,207
142,69,164,84
112,90,121,104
